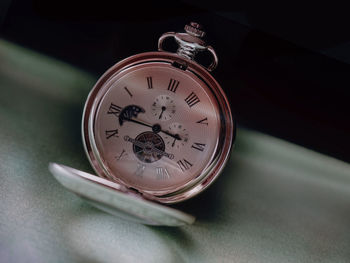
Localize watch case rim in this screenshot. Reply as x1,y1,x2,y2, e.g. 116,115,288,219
82,51,235,203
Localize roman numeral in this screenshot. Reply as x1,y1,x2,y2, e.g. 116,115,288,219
105,129,119,139
184,92,200,107
115,149,128,161
124,86,132,97
168,79,180,93
135,163,146,177
156,167,170,180
191,142,206,152
177,159,193,172
197,117,208,125
107,103,122,117
147,76,153,89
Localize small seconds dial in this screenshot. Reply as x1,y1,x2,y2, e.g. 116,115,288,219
164,123,189,149
151,94,176,121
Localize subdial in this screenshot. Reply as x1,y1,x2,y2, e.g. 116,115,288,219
164,123,189,149
151,95,176,121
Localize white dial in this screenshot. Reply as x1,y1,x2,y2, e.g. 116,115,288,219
92,63,221,194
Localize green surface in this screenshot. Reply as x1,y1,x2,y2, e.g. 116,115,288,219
1,39,350,263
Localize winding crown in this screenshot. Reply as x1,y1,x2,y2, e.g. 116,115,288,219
184,22,206,38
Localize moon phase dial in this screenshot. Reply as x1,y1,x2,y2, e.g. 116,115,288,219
124,131,173,163
119,105,145,126
151,95,176,121
164,123,189,149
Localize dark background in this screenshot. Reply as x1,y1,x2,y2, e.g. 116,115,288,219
1,0,349,162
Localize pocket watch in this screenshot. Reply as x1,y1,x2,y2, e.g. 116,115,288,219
49,22,235,226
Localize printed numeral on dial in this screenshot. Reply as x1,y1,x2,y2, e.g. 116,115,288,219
177,159,193,172
115,149,128,161
105,129,119,139
156,167,170,180
124,86,133,97
107,103,122,117
197,117,208,126
184,92,200,107
168,79,180,93
191,142,206,152
147,76,153,89
135,163,146,177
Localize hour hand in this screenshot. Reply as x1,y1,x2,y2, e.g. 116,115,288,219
122,117,182,141
151,124,181,141
161,129,181,141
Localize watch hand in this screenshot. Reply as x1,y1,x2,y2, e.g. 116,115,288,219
162,130,181,141
159,106,166,120
123,117,153,129
171,137,176,147
123,117,181,141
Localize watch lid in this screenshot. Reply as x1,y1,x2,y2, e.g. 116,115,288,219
49,163,195,226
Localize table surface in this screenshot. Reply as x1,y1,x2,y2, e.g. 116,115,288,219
1,39,350,263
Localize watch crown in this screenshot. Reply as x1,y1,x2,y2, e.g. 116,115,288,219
158,22,218,71
184,22,206,38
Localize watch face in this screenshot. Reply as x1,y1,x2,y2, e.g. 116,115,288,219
84,53,234,201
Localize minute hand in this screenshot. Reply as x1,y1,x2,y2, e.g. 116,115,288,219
161,129,181,140
123,117,181,141
124,117,153,129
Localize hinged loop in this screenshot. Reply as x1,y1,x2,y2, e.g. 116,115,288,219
158,22,218,72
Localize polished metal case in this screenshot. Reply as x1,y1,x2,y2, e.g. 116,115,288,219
82,24,235,203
